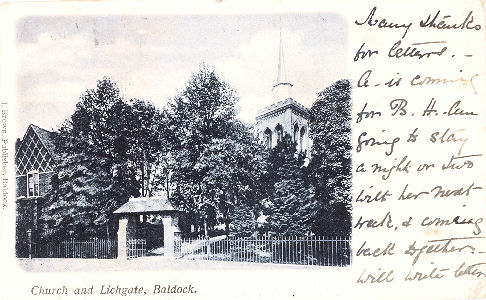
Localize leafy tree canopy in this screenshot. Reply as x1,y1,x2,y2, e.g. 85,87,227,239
41,78,163,239
308,79,352,236
265,134,316,236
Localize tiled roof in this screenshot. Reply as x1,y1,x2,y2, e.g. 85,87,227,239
15,124,57,174
29,124,56,155
113,197,181,214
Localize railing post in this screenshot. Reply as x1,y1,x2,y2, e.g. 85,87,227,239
27,229,32,259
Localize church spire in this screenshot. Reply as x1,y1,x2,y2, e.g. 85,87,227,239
272,19,293,103
276,26,287,84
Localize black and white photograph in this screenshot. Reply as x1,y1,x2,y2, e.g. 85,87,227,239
14,13,352,269
3,1,484,299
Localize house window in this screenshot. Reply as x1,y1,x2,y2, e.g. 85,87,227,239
27,171,40,197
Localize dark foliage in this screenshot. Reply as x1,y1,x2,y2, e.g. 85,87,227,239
166,65,266,237
308,79,352,236
36,69,352,241
265,134,317,235
40,78,166,240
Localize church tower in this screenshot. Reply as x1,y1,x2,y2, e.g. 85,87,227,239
255,27,311,155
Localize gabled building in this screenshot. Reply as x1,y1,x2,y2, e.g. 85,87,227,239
15,124,57,257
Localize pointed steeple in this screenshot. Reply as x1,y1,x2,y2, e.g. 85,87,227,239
272,21,292,103
276,28,287,84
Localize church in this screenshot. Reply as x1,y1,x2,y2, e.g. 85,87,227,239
13,28,315,257
255,31,312,155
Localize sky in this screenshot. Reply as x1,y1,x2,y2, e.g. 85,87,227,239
15,13,348,138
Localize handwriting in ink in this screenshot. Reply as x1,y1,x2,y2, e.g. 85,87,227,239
371,156,411,180
355,7,412,39
454,262,486,278
356,131,400,156
429,128,468,155
421,216,483,235
355,187,392,203
388,40,447,59
420,10,481,31
357,268,395,284
442,153,481,170
356,103,382,123
411,72,479,94
354,211,394,230
405,265,449,281
404,236,483,265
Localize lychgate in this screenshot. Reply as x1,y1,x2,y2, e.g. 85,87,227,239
113,197,182,259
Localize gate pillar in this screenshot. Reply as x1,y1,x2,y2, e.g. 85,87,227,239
162,215,181,259
162,216,174,258
117,216,129,259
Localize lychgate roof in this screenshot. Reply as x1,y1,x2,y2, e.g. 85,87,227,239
113,197,181,215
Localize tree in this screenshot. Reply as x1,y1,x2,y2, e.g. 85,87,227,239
229,203,258,238
196,123,267,235
308,79,352,236
125,99,165,197
150,110,177,200
167,65,241,236
265,134,316,235
40,78,139,239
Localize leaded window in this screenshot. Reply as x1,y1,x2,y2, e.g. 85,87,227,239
27,171,39,197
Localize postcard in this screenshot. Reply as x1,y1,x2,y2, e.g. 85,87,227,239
0,0,485,299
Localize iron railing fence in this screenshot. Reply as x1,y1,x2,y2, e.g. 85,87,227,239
127,239,146,259
175,235,351,266
32,238,117,259
27,235,350,266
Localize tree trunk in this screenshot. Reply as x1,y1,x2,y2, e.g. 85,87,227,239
203,219,209,255
224,207,230,236
106,222,110,240
141,162,145,197
146,163,152,197
225,220,230,237
165,175,170,200
203,218,208,239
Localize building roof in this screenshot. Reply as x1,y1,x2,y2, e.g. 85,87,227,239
29,124,56,155
113,197,181,215
256,97,309,121
15,124,56,158
15,124,57,175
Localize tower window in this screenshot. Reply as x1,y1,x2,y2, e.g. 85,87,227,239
293,124,299,142
264,128,272,149
294,124,302,149
300,127,306,152
27,171,40,197
275,124,283,142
